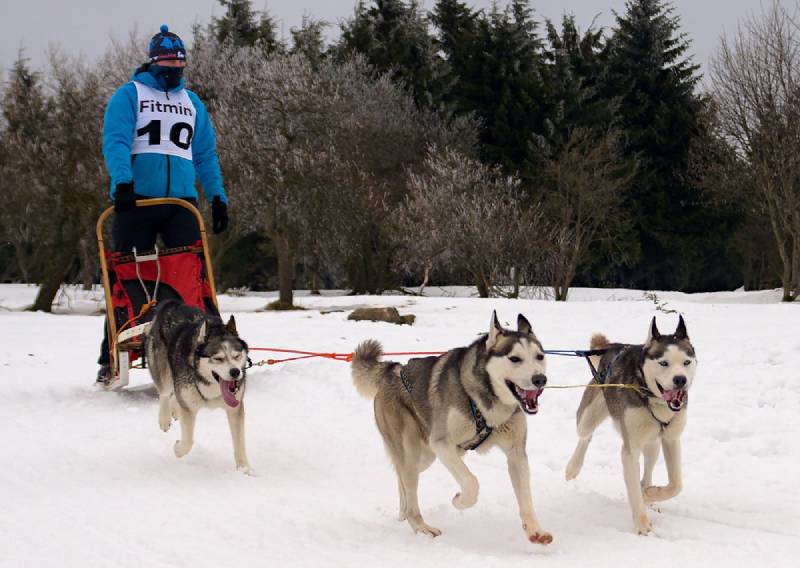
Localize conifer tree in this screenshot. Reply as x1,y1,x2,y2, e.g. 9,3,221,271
290,16,328,66
335,0,446,109
213,0,282,52
606,0,718,290
431,1,545,173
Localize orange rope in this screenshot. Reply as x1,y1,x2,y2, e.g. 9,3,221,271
248,347,447,366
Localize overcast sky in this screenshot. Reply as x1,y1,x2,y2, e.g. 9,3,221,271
0,0,786,79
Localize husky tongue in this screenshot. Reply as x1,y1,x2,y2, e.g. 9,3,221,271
662,389,687,410
515,385,543,414
219,378,240,408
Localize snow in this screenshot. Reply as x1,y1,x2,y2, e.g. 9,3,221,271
0,284,798,567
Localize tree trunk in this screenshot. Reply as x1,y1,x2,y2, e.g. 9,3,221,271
791,233,799,301
474,267,489,298
30,252,75,312
418,262,431,296
781,245,793,302
511,267,521,299
273,233,295,307
310,270,320,295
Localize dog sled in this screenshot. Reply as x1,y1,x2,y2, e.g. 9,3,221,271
96,198,219,389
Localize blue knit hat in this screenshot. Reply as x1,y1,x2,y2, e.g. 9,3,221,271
148,24,186,63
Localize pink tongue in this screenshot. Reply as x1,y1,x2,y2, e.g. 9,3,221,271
662,389,686,404
219,378,240,408
521,388,542,403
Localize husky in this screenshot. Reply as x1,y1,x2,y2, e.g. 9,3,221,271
565,316,697,535
351,312,553,545
145,300,251,473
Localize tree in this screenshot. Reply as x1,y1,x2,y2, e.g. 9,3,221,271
398,147,545,298
429,0,479,114
0,55,49,285
335,1,447,109
0,53,109,311
290,16,328,66
201,44,475,306
539,128,634,301
213,0,282,52
709,0,800,301
607,0,711,291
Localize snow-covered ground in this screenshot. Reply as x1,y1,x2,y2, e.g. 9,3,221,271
0,284,797,567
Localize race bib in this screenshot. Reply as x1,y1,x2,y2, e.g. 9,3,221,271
132,81,196,161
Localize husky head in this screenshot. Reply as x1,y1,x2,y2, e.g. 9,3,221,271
196,315,249,408
641,315,696,411
485,311,547,415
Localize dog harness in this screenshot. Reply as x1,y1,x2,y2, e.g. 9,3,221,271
397,366,493,452
460,399,493,451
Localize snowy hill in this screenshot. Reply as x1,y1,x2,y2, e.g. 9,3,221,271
0,284,797,567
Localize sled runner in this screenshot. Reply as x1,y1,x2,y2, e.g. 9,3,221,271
96,198,219,389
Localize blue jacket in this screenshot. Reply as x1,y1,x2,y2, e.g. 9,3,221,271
102,68,227,203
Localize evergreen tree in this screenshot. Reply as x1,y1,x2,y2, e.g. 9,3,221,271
431,1,546,173
539,15,616,148
535,16,637,285
290,16,328,66
474,1,546,172
335,0,446,109
429,0,479,114
213,0,282,52
0,56,50,283
607,0,718,290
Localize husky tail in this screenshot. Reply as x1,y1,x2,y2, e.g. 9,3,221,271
589,333,610,375
351,340,387,399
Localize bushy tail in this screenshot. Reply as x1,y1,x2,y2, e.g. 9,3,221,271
351,340,385,399
589,333,610,375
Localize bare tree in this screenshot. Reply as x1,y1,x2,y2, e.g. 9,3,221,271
398,147,545,298
193,38,477,305
539,128,634,301
710,0,800,301
0,52,110,311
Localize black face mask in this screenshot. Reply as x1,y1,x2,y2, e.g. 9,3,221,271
150,65,184,91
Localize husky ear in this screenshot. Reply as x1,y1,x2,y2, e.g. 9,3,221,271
226,315,238,336
646,316,661,344
517,314,533,336
674,314,688,340
195,321,207,345
488,310,503,348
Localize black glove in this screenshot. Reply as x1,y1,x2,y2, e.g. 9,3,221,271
114,182,136,213
212,196,229,234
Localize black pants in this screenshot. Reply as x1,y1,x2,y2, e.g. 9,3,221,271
98,198,200,365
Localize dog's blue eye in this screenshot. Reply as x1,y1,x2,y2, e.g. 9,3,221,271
683,360,692,366
658,361,669,367
509,356,522,363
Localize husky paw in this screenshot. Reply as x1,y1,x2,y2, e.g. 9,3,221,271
174,440,192,458
524,524,553,545
644,485,677,503
236,465,256,476
452,489,478,510
412,523,442,538
452,478,479,510
159,416,172,432
635,514,653,535
565,459,582,481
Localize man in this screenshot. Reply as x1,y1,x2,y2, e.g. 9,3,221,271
97,24,229,384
